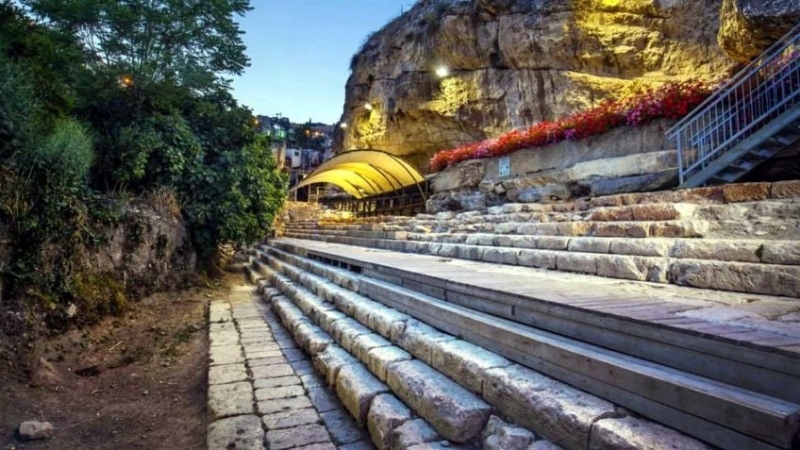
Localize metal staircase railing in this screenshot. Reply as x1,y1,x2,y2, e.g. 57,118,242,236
667,23,800,188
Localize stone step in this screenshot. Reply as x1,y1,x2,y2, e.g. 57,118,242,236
280,231,800,298
253,265,529,450
253,247,800,450
285,194,800,243
266,240,800,381
250,255,720,450
286,227,800,266
287,217,722,239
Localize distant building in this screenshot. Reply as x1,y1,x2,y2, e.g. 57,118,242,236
256,115,291,141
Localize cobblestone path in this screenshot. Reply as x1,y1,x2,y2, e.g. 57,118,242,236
207,284,375,449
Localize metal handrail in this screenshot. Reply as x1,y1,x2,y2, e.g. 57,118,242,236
666,23,800,185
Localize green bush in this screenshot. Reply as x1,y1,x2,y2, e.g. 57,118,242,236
112,111,201,188
0,64,41,158
19,118,93,187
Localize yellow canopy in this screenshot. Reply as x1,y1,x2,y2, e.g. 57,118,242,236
293,150,425,199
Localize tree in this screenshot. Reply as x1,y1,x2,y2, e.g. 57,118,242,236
292,121,326,151
22,0,251,90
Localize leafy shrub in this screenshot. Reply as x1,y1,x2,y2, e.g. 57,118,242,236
18,118,93,188
111,112,201,188
0,64,41,158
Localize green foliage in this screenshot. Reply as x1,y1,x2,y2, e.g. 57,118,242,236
0,0,288,330
112,112,202,188
182,135,288,256
0,63,39,159
23,0,251,90
18,119,94,189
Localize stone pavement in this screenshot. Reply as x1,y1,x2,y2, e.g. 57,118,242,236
207,284,375,450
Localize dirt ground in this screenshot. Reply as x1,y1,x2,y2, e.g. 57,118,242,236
0,275,237,450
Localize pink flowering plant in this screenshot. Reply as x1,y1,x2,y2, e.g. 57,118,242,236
430,81,715,172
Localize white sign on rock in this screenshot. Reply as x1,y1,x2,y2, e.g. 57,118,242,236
499,157,510,177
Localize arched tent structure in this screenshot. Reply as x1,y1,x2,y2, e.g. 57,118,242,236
291,149,426,199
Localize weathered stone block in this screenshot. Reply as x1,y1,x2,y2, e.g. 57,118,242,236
482,416,536,450
255,385,305,402
334,319,374,352
393,321,457,364
431,340,511,395
210,330,240,348
351,333,393,362
483,365,619,450
457,245,485,261
253,375,302,389
632,203,695,221
208,381,253,420
368,394,415,450
568,237,610,254
317,309,348,334
307,386,340,413
518,250,557,270
257,396,314,415
589,416,711,450
314,346,359,386
209,345,245,366
509,235,538,249
209,363,248,385
556,222,592,237
670,239,761,263
367,346,413,382
208,415,264,450
262,408,320,431
722,183,770,202
336,364,390,426
437,244,459,258
369,306,410,340
649,220,709,238
390,419,441,450
556,253,598,275
266,424,331,450
534,236,570,250
294,323,333,356
759,241,800,265
669,260,800,297
596,255,669,283
591,222,649,238
608,238,672,257
482,248,519,265
250,363,295,379
387,360,492,443
588,207,633,222
495,223,520,234
273,299,310,333
771,180,800,199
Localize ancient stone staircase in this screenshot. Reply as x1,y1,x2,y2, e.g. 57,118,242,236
244,239,799,449
282,181,800,298
252,181,800,449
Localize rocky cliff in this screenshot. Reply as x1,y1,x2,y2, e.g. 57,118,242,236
338,0,798,172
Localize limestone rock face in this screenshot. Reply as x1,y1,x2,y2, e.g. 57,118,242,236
339,0,736,171
718,0,800,63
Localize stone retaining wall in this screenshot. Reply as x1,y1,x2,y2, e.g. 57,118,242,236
428,120,680,212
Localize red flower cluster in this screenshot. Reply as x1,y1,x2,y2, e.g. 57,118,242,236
429,81,715,172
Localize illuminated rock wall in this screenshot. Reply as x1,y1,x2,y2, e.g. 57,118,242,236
338,0,787,171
